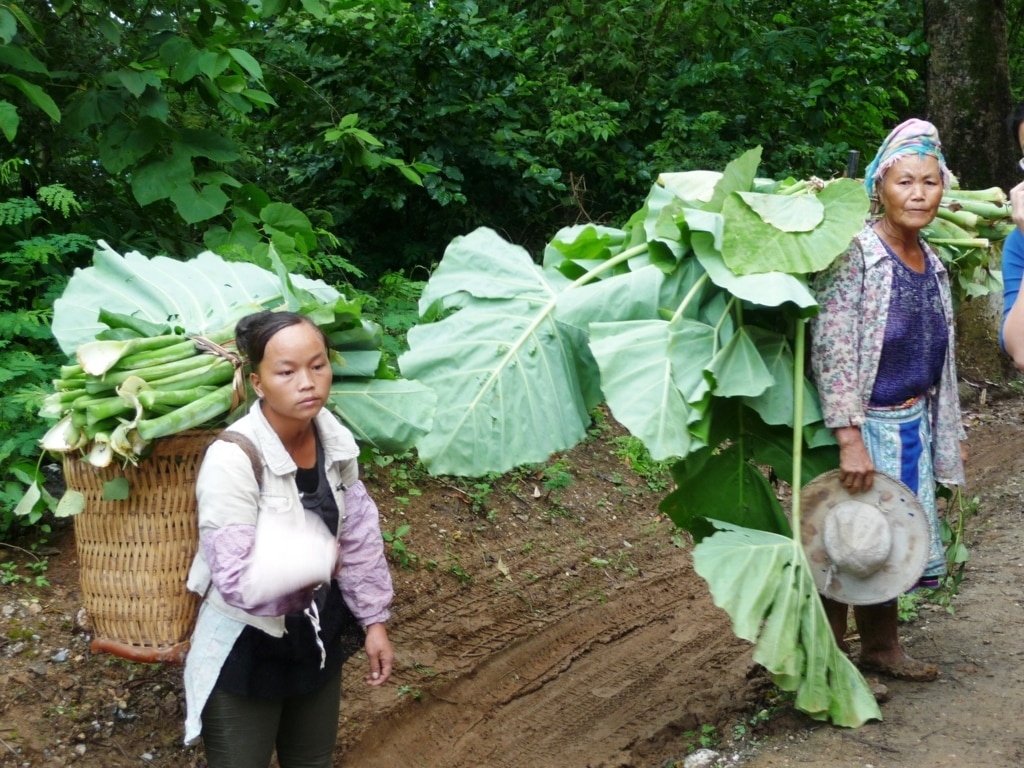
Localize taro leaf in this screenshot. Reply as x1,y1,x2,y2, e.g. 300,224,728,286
399,297,591,476
678,207,725,252
420,227,556,311
707,146,764,213
52,241,341,355
661,441,789,540
705,326,774,399
554,262,669,331
330,351,381,379
692,521,881,727
588,317,716,461
402,226,680,475
692,232,818,314
543,224,629,270
741,327,824,427
630,184,688,261
735,190,824,232
720,177,869,275
327,378,436,455
656,169,722,206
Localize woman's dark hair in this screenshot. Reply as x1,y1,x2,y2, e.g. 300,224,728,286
234,310,330,369
1007,102,1024,146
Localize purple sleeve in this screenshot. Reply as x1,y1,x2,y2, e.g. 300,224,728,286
338,480,393,626
203,526,313,616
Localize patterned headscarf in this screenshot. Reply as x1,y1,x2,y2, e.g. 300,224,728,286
863,118,952,199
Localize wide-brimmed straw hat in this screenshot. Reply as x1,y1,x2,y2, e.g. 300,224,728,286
800,470,929,605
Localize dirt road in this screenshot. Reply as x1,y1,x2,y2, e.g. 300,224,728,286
2,397,1022,767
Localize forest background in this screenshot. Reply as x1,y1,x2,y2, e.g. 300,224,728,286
3,0,1024,541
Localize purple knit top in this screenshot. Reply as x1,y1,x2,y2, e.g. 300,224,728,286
869,242,948,407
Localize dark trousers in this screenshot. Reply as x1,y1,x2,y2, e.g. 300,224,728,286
200,664,343,768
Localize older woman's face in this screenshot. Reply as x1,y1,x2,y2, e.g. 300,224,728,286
877,154,943,232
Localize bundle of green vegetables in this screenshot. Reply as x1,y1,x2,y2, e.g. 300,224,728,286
34,241,436,474
39,310,245,467
924,185,1012,299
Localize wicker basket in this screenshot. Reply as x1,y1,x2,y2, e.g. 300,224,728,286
65,429,218,663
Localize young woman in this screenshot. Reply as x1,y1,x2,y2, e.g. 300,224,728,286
183,310,394,767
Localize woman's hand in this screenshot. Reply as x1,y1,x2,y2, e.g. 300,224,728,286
1011,180,1024,233
363,623,394,687
835,426,874,494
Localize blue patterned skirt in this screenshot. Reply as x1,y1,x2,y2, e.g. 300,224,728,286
862,397,945,588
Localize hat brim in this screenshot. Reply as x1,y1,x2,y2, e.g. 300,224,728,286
800,470,930,605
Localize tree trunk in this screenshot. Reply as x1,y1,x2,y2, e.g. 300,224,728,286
925,0,1020,387
924,0,1015,193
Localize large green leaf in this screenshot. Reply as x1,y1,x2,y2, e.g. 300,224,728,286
692,232,818,313
51,241,341,354
327,378,436,455
661,442,790,541
720,178,869,275
705,326,774,398
692,522,881,727
420,227,556,309
741,328,824,427
400,296,591,476
735,190,824,231
707,146,763,213
589,318,711,461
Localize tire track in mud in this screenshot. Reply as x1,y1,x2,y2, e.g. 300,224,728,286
341,558,758,768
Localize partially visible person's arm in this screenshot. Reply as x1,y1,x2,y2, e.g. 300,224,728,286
1002,183,1024,368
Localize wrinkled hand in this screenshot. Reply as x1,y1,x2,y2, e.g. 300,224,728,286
835,426,874,494
363,623,394,687
1011,180,1024,234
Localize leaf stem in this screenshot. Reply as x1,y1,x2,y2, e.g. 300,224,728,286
670,272,710,324
568,242,650,289
790,318,806,534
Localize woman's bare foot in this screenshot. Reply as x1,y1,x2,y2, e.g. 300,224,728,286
858,651,938,682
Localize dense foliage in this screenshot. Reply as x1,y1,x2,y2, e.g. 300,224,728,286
1,0,1015,533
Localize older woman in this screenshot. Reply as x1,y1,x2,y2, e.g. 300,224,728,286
810,119,967,682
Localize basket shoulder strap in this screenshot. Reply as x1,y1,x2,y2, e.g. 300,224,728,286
215,432,263,490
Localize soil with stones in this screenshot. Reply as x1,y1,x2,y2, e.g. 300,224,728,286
1,390,1023,768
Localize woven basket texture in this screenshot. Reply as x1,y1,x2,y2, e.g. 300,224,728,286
65,429,217,660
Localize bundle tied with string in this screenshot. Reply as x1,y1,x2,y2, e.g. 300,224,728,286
68,335,248,663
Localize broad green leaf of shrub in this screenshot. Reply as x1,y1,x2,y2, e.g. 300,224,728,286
327,378,436,455
720,178,869,275
692,522,881,728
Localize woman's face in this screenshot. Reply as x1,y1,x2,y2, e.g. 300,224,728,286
877,154,943,233
250,321,332,429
